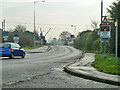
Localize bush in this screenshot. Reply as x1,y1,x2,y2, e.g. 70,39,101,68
19,35,33,47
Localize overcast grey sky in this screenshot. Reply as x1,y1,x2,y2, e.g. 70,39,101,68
1,0,116,39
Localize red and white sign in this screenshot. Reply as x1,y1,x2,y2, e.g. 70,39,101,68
101,17,110,25
100,17,111,39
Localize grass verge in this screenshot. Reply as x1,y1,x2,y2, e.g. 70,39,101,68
24,44,43,50
92,53,120,75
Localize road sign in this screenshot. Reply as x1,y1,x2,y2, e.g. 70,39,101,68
13,30,19,43
13,37,19,43
13,30,19,37
70,35,75,41
100,17,111,39
101,16,110,25
101,38,109,43
3,32,8,41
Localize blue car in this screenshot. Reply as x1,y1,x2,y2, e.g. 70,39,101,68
0,43,25,59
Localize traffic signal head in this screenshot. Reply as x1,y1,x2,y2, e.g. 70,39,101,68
100,25,110,31
14,34,18,37
70,35,74,38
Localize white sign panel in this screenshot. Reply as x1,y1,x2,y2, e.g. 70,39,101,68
13,37,19,43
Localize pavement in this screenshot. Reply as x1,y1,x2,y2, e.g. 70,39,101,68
64,52,120,86
25,45,52,53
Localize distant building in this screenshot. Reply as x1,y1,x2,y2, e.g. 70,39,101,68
0,29,3,43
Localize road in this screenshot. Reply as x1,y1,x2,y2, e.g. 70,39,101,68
1,46,118,88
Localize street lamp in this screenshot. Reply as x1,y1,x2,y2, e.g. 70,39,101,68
71,25,76,37
34,1,38,48
33,0,45,48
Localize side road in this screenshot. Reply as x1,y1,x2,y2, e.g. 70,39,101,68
64,53,120,86
25,45,52,53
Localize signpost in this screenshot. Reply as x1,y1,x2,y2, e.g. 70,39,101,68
13,30,19,44
3,32,8,41
100,16,111,59
40,28,43,45
115,19,118,64
70,35,75,41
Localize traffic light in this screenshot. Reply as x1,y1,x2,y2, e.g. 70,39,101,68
100,25,110,31
14,34,18,37
13,30,19,37
70,35,74,38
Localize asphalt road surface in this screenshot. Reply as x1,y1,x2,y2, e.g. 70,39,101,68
1,46,119,88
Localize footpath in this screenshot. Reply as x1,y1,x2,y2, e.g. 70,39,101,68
64,53,120,86
26,45,52,53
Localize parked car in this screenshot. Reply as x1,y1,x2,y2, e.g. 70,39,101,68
0,43,25,59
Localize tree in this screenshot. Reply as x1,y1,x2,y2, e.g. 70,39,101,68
91,19,99,31
15,25,26,32
59,31,71,45
107,0,120,57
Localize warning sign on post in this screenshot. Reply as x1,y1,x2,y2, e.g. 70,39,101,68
13,30,19,43
100,17,111,39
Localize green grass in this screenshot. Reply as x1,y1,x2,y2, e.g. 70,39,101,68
85,50,99,53
92,54,120,75
24,45,43,50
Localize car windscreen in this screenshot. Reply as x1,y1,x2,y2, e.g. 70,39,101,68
0,44,11,48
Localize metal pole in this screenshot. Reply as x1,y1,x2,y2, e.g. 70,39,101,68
100,39,102,54
2,22,3,43
104,38,106,59
115,19,118,64
2,22,3,31
101,0,103,23
34,2,37,48
3,19,5,31
108,39,110,54
74,26,76,37
100,0,103,54
71,25,76,37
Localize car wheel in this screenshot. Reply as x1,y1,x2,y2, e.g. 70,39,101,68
22,53,25,58
9,53,14,59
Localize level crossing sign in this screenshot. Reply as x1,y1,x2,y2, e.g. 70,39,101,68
100,17,111,39
13,30,19,43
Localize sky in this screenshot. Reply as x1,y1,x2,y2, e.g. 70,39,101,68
0,0,117,40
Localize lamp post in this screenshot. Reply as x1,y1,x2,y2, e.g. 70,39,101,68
33,0,45,48
100,0,103,54
34,1,38,48
71,25,76,37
